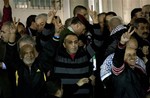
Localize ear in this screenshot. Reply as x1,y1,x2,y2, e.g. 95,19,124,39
20,54,23,59
134,27,138,32
63,42,66,48
34,48,39,58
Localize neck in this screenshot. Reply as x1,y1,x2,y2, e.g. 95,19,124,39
30,25,36,30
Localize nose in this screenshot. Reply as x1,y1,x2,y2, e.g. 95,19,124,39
27,52,32,57
130,55,136,60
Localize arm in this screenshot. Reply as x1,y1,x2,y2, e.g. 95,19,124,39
0,0,12,29
112,28,134,75
67,78,89,95
4,18,20,69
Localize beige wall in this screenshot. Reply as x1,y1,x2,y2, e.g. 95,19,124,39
101,0,150,24
0,0,150,25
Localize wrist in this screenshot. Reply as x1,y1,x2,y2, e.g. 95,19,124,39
120,41,126,45
53,35,60,39
8,41,16,46
118,42,126,49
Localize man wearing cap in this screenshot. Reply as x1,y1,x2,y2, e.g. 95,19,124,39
61,14,88,36
60,14,89,47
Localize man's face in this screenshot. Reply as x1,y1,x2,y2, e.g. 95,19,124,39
0,25,10,43
98,14,106,28
36,18,46,32
142,45,149,56
75,23,86,36
20,45,36,67
63,35,79,54
135,11,143,18
75,9,88,20
135,23,149,39
142,6,150,18
124,48,137,67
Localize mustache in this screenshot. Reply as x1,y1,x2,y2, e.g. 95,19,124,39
143,32,149,35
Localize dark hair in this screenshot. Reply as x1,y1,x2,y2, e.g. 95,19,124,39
98,12,106,17
73,5,87,16
60,32,78,45
26,15,36,27
64,17,73,28
133,18,149,29
45,76,62,96
131,8,142,19
106,11,117,17
18,22,25,28
71,17,81,25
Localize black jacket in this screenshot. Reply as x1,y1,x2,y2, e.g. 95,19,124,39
112,43,149,98
5,44,46,98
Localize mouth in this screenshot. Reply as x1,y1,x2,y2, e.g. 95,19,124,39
143,32,149,36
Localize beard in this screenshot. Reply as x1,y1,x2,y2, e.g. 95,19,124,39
23,57,35,66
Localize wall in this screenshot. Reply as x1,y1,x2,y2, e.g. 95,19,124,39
0,0,150,25
101,0,150,24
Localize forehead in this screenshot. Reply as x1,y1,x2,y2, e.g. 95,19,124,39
78,9,87,15
64,35,78,41
106,15,114,20
138,23,149,27
21,45,34,52
142,6,150,11
19,41,34,49
99,14,106,18
36,18,45,24
125,48,136,54
127,39,138,49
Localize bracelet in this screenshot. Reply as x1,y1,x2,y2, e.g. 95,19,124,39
53,35,60,39
52,37,59,41
8,41,15,44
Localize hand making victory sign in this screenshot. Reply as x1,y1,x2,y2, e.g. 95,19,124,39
120,26,135,45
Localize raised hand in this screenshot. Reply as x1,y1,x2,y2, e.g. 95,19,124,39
120,27,134,45
47,9,57,24
53,16,64,36
10,17,20,34
88,8,98,23
8,17,20,44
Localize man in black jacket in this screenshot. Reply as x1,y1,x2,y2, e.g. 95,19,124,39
112,28,149,98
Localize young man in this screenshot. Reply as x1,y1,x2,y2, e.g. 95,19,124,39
112,28,149,98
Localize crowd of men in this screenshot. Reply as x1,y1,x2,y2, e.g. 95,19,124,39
0,0,150,98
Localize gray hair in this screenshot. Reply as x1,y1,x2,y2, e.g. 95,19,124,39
109,16,124,29
35,13,47,23
17,35,36,51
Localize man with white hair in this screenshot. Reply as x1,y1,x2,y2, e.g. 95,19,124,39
104,16,127,58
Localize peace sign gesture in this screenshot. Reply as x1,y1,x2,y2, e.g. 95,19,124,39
10,17,20,34
47,9,57,24
120,27,134,45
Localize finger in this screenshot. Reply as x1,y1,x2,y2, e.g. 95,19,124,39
16,18,20,26
129,29,135,35
13,17,16,24
128,26,132,33
87,7,90,13
91,5,93,11
53,9,58,15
